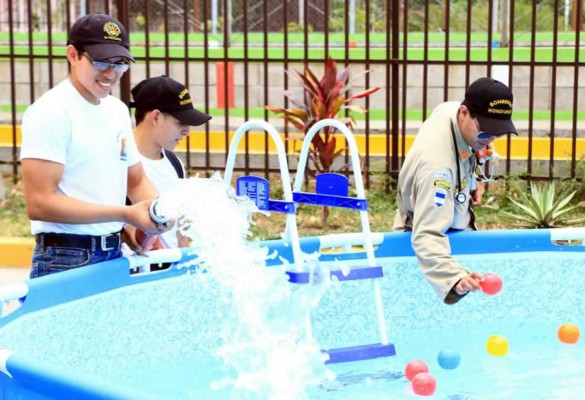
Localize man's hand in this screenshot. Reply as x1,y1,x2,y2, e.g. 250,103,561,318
121,225,163,255
471,182,484,206
177,231,191,248
454,272,483,295
125,199,175,236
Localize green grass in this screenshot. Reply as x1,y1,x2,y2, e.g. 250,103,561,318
3,44,585,63
2,104,584,123
4,172,585,240
210,108,585,123
2,30,585,62
0,175,30,238
3,28,584,121
1,30,582,44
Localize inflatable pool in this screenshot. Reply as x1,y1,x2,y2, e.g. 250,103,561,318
1,228,585,399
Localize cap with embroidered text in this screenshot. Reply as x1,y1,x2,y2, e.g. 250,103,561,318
463,77,517,136
67,13,134,62
130,76,212,126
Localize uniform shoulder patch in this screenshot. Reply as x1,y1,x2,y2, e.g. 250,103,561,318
432,171,452,208
432,170,452,191
434,188,447,207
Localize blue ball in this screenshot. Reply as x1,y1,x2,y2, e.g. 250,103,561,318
437,348,461,370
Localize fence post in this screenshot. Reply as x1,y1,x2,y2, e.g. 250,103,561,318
116,0,131,105
573,0,583,31
216,62,234,109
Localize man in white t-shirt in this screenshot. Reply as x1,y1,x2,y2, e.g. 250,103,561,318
126,75,211,249
20,13,170,278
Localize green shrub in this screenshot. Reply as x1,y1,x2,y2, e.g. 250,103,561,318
500,181,585,228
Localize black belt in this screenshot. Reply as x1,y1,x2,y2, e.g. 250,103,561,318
35,232,121,251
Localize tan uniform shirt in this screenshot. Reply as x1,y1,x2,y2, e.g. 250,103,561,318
393,101,477,304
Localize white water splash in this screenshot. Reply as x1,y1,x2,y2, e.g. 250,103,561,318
156,173,333,399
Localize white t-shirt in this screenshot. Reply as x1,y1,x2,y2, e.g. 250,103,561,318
140,150,185,248
20,79,140,235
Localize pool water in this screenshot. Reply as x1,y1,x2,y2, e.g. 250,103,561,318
315,322,585,399
95,322,585,399
1,250,584,398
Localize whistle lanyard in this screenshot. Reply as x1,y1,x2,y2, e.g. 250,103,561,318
450,120,468,205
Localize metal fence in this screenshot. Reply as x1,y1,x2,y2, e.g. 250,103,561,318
1,0,584,187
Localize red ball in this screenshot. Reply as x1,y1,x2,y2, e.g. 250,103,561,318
405,359,429,381
412,372,437,396
480,272,503,295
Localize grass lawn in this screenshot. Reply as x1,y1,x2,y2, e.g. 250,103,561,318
4,172,585,241
2,44,584,63
2,105,584,123
2,30,585,62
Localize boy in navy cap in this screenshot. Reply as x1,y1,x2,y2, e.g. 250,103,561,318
20,14,168,278
393,77,517,304
125,75,211,249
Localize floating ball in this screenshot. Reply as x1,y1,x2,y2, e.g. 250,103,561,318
437,347,461,369
486,335,509,357
480,273,503,295
411,372,437,396
405,359,429,381
558,323,580,344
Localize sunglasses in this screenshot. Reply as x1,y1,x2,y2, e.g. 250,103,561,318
474,119,508,140
477,131,509,140
83,53,130,74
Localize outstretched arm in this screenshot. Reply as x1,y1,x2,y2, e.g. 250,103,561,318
22,158,163,235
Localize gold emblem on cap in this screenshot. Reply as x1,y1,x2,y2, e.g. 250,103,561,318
488,98,513,115
103,22,122,41
178,88,192,105
489,99,512,108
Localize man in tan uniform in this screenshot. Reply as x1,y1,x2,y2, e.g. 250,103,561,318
393,77,517,304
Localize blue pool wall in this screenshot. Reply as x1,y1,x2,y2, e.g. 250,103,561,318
1,228,584,399
2,227,579,322
263,227,584,265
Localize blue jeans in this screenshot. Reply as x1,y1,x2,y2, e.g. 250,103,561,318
30,242,122,278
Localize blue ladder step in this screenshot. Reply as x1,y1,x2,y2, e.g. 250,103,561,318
292,192,368,210
286,265,383,284
323,343,396,364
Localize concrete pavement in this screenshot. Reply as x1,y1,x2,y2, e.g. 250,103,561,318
0,267,29,285
0,237,32,285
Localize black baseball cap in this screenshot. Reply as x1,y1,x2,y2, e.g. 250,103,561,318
463,77,517,136
67,13,134,62
130,76,212,126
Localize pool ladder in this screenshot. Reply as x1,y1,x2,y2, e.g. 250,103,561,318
224,119,395,363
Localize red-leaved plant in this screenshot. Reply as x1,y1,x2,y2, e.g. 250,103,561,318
266,57,381,175
266,57,381,226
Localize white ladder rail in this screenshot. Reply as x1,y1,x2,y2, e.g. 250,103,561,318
223,120,303,269
292,118,389,346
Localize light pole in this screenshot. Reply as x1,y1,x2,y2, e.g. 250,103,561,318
573,0,583,31
212,0,218,34
299,0,304,26
500,0,509,47
350,0,355,34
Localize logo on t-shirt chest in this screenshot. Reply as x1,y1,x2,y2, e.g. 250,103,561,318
120,138,127,161
115,130,128,161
